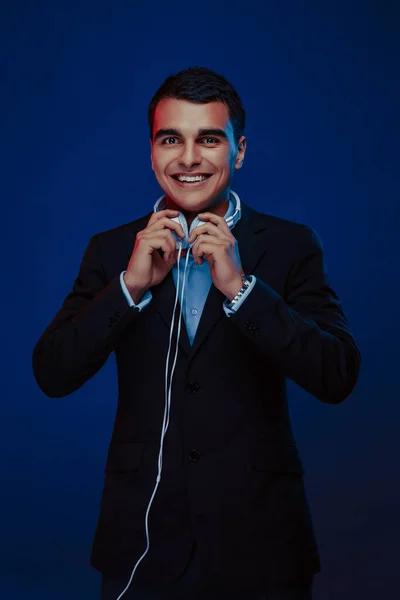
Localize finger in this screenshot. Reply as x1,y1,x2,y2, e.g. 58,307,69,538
147,215,186,240
144,230,178,261
188,222,224,243
147,209,180,227
165,229,181,261
198,212,232,235
147,210,179,227
192,239,224,264
163,219,186,240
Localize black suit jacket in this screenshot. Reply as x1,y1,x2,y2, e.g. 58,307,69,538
32,200,361,594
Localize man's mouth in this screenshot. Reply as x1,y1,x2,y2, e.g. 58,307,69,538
170,173,213,186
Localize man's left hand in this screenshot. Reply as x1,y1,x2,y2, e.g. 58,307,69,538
187,212,245,301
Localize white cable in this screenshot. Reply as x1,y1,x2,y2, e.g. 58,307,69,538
115,243,191,600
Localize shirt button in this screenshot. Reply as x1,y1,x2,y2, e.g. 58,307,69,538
191,308,198,315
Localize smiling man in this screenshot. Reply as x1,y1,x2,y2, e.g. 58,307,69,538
150,97,246,227
32,66,361,600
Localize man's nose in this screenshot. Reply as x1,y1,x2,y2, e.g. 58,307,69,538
179,143,201,166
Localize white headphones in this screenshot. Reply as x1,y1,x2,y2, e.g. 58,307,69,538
153,189,242,249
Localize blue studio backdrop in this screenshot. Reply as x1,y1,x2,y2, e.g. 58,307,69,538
2,1,399,599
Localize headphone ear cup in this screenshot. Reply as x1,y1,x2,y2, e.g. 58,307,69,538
170,214,189,248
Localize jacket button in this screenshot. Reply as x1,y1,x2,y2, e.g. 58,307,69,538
187,381,200,393
189,450,201,462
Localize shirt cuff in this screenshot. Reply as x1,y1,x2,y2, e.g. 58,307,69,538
120,271,153,311
222,275,257,317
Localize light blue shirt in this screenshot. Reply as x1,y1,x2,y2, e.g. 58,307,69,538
120,197,257,345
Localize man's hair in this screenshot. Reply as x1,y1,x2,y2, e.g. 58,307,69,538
148,66,245,146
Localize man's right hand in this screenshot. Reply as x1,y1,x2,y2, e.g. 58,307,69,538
123,209,186,302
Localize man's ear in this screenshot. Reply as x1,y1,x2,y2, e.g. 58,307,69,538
234,136,246,170
150,138,154,171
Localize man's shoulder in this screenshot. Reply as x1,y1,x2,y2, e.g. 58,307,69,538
90,212,152,244
259,211,310,232
249,204,318,245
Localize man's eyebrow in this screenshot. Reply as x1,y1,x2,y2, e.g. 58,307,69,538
154,127,228,141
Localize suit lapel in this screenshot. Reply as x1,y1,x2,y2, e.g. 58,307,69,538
129,201,269,362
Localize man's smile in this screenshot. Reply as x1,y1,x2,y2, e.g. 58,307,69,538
170,173,214,187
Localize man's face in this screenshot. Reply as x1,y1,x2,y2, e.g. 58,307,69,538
150,98,246,221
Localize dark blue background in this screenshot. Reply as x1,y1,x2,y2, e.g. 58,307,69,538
2,1,399,598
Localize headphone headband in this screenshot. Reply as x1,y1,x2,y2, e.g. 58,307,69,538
153,190,241,230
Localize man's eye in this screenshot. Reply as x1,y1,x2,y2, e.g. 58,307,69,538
161,136,219,145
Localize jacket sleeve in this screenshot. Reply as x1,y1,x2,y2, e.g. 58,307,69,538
227,225,361,404
32,234,145,398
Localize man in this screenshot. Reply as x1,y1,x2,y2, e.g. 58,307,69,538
32,66,361,599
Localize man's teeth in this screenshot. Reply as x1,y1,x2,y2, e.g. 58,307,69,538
176,175,209,182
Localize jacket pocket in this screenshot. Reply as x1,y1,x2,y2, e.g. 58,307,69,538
104,441,145,473
251,440,304,474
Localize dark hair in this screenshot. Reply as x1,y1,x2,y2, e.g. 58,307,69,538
148,66,245,145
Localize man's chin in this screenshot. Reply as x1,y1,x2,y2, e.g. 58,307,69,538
163,188,217,210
